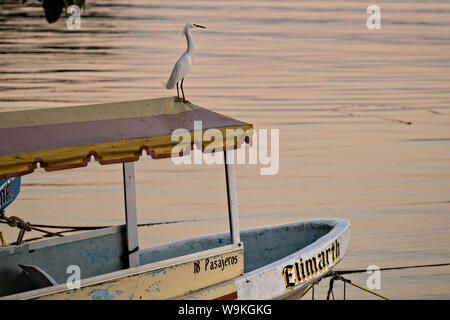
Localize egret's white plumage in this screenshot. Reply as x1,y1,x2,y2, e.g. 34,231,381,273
166,22,206,101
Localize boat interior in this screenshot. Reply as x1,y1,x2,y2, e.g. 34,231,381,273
0,220,333,297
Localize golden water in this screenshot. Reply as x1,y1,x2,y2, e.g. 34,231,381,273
1,0,449,299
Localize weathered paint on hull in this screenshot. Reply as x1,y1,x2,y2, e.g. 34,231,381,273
234,219,350,300
162,219,350,300
7,244,243,300
175,280,238,300
1,219,350,300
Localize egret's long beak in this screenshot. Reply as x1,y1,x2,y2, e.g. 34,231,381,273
194,24,206,29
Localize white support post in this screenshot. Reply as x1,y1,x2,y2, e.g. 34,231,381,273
224,150,240,244
122,162,139,268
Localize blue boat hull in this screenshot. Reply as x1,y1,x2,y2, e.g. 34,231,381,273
0,177,21,211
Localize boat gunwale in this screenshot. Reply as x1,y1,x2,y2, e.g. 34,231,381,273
240,217,350,277
1,218,350,300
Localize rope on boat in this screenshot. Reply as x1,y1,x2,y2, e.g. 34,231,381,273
0,231,5,247
307,263,450,300
326,270,390,300
302,278,321,300
323,263,450,300
0,213,195,246
330,262,450,275
0,209,32,245
29,219,196,231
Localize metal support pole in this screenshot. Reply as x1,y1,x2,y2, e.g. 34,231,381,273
122,162,139,268
224,150,240,244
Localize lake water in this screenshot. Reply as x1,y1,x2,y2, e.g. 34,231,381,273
1,0,449,299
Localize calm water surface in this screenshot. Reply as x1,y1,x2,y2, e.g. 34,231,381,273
1,0,449,299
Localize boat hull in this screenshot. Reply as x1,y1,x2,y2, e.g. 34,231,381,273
1,218,350,300
180,218,350,300
0,177,21,211
236,218,350,300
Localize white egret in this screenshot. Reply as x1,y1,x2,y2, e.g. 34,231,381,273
165,22,206,102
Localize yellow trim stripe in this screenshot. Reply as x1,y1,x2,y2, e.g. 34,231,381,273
0,125,253,178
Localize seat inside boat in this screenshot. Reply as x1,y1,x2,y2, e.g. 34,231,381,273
0,220,333,297
18,264,58,287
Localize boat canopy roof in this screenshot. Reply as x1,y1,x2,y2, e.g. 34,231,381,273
0,97,252,179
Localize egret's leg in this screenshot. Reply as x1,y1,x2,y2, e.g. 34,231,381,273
181,78,185,102
176,82,180,99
